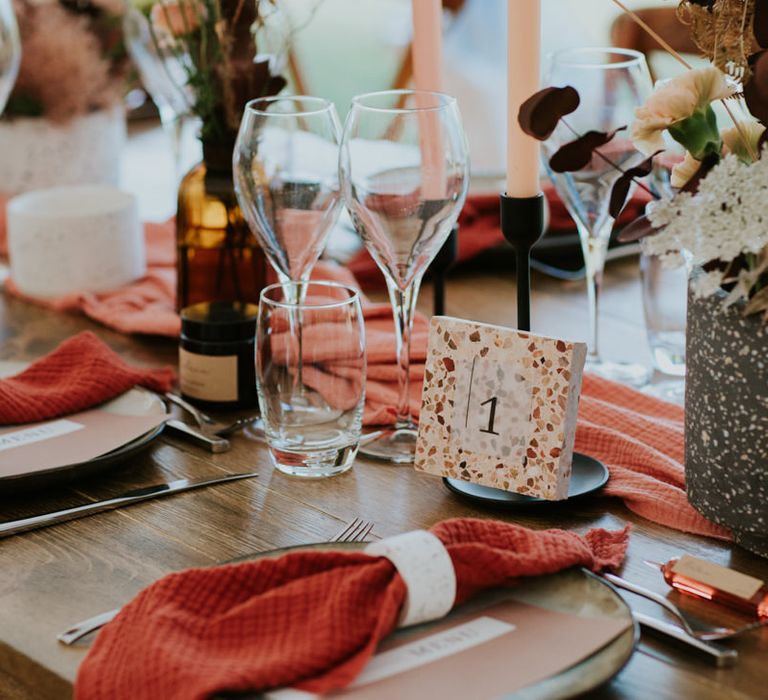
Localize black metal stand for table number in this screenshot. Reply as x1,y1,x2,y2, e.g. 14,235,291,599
500,192,546,333
430,224,459,316
442,192,608,507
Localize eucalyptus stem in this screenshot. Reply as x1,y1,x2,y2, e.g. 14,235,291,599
561,118,659,200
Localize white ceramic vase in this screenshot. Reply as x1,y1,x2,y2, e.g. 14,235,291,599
0,106,125,194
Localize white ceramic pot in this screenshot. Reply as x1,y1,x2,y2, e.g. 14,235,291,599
7,185,145,298
0,106,125,194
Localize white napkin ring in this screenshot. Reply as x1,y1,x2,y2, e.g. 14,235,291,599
365,530,456,628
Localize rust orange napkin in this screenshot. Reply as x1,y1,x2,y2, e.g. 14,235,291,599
348,187,652,288
0,331,174,425
74,517,630,700
575,375,730,541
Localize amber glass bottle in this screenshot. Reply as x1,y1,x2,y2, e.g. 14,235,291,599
176,141,271,310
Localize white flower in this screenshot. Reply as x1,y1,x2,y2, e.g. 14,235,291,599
642,153,768,302
692,269,725,298
632,67,735,154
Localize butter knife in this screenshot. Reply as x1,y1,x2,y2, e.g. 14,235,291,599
0,472,257,539
634,612,738,667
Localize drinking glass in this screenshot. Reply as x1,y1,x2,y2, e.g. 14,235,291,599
340,89,469,463
640,252,687,404
234,96,343,293
257,281,365,477
0,0,20,116
543,48,653,386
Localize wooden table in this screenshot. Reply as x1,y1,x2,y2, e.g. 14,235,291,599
1,252,767,700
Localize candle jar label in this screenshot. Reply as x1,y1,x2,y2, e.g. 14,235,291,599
179,349,239,402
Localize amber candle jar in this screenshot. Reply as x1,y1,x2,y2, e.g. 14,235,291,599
176,141,270,310
179,301,259,410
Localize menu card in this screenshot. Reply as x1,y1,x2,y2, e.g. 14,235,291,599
0,410,166,478
266,595,630,699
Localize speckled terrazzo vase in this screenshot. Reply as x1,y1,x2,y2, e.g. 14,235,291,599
685,288,768,557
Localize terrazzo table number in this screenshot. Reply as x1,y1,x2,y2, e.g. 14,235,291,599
415,317,587,500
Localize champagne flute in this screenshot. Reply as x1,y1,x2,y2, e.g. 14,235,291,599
0,0,20,116
234,96,343,296
543,48,653,386
340,89,469,463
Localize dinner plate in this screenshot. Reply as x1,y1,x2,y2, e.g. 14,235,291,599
443,452,609,508
0,361,168,493
233,542,637,700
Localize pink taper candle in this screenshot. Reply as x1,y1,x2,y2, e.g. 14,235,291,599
411,0,445,199
507,0,541,197
411,0,443,91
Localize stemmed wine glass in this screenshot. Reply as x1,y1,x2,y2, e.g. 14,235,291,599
0,0,20,116
340,89,469,463
543,48,653,386
234,96,343,297
123,7,194,181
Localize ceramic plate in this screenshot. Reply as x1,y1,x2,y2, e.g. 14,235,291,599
233,542,637,699
443,452,609,507
0,361,167,493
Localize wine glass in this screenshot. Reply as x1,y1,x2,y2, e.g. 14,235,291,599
0,0,20,116
339,89,469,463
543,48,653,386
234,96,343,295
123,6,194,181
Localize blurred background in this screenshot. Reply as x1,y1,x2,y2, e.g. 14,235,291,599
123,0,695,219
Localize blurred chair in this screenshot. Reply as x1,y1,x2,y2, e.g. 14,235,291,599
610,7,699,81
288,0,466,97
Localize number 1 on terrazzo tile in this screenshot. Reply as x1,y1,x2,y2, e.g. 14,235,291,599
415,317,587,501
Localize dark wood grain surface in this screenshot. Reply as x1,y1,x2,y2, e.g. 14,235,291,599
1,258,766,700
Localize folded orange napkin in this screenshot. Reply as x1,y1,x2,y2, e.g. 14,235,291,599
0,331,174,425
348,186,653,288
75,517,630,700
575,375,730,541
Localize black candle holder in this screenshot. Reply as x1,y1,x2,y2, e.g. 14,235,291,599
500,192,546,333
430,224,459,316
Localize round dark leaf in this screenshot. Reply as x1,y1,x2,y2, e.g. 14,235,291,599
548,128,625,173
755,0,768,49
744,51,768,124
608,151,660,219
517,86,580,141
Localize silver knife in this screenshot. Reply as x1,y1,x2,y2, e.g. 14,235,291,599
634,612,738,667
0,472,257,539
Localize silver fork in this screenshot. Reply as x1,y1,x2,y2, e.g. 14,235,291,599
57,518,375,646
604,572,768,641
165,392,262,437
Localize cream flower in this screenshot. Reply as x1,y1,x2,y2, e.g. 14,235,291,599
670,151,702,188
150,1,205,37
632,67,736,155
721,121,765,161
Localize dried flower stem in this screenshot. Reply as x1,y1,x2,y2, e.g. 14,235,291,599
609,0,760,162
610,0,693,68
